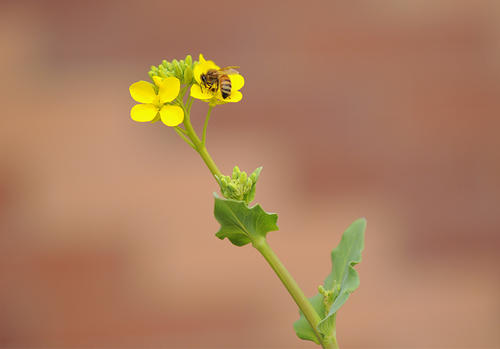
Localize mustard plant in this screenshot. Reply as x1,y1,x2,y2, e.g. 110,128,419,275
129,54,366,349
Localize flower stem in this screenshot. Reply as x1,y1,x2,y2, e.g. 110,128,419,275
180,103,221,179
328,335,339,349
196,145,221,179
252,237,329,348
202,105,213,146
174,127,195,149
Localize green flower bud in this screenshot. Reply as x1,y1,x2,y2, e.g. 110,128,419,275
232,166,240,178
228,181,239,192
239,172,247,185
185,54,192,67
147,55,205,85
171,59,183,78
217,166,263,204
183,66,194,85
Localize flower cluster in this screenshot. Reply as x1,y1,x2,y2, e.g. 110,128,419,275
216,166,262,204
129,54,244,127
149,55,194,85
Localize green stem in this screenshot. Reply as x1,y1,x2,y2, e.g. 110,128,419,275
202,105,213,146
186,96,194,114
180,102,222,179
196,145,222,179
252,238,330,348
176,126,189,135
328,331,339,349
174,127,195,149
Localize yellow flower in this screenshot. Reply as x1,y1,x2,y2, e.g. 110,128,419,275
190,54,245,105
129,76,184,127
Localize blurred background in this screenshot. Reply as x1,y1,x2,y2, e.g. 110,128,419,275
1,0,499,348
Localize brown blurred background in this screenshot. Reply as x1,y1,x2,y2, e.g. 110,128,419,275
1,0,499,348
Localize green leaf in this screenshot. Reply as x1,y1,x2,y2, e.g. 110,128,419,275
213,194,279,247
294,218,366,342
293,294,324,344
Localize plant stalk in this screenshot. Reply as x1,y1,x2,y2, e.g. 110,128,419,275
202,105,213,146
252,238,331,348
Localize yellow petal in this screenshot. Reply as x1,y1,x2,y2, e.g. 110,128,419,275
229,74,244,91
190,84,213,100
152,76,163,87
160,105,184,127
129,81,156,103
193,63,203,84
130,104,159,122
199,54,206,64
224,91,243,103
158,77,180,103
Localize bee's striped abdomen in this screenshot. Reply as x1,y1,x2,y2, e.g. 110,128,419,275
220,75,232,99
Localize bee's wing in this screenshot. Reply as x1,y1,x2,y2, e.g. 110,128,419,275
219,66,240,75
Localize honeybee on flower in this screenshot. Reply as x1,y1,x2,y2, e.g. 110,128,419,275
191,54,245,104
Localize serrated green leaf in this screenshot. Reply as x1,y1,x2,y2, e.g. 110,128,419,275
213,194,279,247
294,218,366,343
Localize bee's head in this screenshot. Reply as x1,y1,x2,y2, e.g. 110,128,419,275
200,74,207,85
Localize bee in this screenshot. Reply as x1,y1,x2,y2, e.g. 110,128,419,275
200,66,240,99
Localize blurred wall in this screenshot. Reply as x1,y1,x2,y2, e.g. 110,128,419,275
1,0,499,348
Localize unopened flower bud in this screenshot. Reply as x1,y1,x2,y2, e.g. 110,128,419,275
172,59,183,78
240,171,248,183
232,166,240,179
183,66,194,85
185,54,192,67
